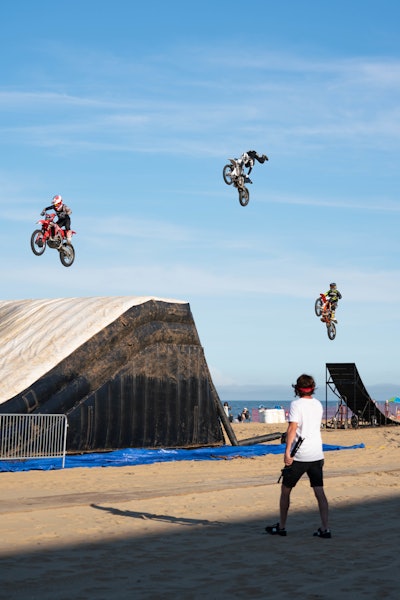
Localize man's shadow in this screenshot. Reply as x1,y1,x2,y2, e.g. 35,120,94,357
90,503,223,527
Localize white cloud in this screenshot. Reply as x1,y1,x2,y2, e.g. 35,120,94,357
1,49,400,156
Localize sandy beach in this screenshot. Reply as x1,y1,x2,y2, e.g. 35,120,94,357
1,422,399,600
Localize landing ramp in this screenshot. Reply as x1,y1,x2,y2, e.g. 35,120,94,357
326,363,392,425
0,296,227,451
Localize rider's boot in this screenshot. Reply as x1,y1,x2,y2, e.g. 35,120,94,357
331,311,337,323
66,230,72,244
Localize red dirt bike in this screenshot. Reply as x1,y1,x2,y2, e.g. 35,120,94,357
30,213,76,267
314,293,336,340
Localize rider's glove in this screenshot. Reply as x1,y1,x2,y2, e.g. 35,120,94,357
40,211,45,216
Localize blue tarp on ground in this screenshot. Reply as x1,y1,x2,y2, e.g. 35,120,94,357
0,443,365,473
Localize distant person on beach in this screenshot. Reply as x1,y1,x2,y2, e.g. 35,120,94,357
237,407,250,422
325,283,342,322
223,402,233,422
385,400,389,419
265,374,331,539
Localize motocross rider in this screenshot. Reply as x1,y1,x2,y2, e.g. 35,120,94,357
325,283,342,322
237,150,268,182
41,195,73,243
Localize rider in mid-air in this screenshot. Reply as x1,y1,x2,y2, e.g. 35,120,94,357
236,150,268,182
41,195,73,243
325,283,342,322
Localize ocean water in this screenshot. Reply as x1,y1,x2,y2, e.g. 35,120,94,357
221,399,343,422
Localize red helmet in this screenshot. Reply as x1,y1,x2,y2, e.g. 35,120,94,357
52,195,63,209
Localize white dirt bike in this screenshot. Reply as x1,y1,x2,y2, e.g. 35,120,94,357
222,157,251,206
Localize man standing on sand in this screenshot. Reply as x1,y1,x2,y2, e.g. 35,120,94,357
265,373,331,538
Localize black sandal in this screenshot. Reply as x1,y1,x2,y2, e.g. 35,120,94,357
313,528,331,538
265,522,287,536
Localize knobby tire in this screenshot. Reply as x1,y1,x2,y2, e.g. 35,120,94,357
223,164,233,185
314,297,323,317
327,322,336,340
30,229,46,256
59,243,75,267
239,187,250,206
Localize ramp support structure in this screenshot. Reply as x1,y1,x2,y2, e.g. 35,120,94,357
325,363,389,427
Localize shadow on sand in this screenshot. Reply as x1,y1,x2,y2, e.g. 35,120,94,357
1,495,399,599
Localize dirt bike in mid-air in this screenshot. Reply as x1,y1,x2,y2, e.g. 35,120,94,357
223,151,268,207
30,213,76,267
223,158,251,206
315,293,336,340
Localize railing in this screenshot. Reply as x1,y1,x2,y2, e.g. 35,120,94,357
0,414,68,468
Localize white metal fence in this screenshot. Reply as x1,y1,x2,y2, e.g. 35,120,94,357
0,414,68,468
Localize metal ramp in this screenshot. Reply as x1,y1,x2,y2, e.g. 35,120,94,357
326,363,387,426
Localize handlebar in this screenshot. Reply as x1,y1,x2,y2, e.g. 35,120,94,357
40,212,55,218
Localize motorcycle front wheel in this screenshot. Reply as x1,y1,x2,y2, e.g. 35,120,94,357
239,187,250,207
314,297,323,317
59,243,75,267
223,164,233,185
30,229,46,256
327,322,336,340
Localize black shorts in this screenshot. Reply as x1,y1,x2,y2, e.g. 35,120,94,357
282,459,324,488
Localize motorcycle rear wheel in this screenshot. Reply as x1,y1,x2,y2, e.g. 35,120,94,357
59,243,75,267
314,297,323,317
223,164,233,185
239,187,250,206
327,322,336,340
30,229,46,256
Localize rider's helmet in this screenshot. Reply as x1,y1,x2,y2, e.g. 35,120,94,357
52,195,63,210
330,283,337,289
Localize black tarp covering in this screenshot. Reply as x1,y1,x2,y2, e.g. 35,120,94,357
1,299,225,451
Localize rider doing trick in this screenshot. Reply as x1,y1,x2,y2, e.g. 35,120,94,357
237,150,268,182
223,150,268,206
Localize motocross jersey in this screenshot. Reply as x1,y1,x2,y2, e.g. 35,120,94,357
326,289,342,302
43,204,72,216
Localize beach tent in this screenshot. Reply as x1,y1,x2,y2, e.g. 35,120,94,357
388,397,400,403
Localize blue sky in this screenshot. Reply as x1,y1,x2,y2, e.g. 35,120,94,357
1,0,400,400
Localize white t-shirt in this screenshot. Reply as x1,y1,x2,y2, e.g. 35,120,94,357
288,396,324,462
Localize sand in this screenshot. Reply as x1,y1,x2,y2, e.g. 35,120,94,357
1,422,399,600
